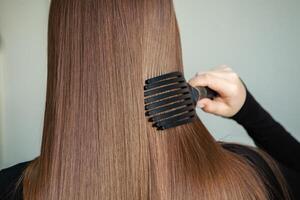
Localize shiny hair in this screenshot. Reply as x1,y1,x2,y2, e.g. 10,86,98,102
22,0,289,199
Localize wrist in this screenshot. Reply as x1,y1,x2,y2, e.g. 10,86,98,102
228,87,265,127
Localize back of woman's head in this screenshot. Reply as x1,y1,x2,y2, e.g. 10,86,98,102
22,0,284,199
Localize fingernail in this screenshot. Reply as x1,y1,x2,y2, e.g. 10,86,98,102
197,102,205,108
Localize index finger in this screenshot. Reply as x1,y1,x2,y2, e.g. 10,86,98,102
188,73,234,97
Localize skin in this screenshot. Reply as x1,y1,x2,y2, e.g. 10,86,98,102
188,65,247,118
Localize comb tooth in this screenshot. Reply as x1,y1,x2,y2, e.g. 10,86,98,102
144,76,185,90
145,72,183,84
144,82,188,97
144,87,190,104
159,117,195,130
154,111,196,128
145,93,192,111
149,105,195,122
145,99,194,117
144,71,198,131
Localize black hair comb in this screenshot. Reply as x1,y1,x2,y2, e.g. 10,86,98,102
144,71,218,130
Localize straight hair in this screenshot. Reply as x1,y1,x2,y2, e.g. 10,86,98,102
22,0,289,199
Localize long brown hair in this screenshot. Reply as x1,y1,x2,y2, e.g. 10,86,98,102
22,0,289,199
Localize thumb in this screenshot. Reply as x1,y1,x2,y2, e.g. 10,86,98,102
197,98,228,116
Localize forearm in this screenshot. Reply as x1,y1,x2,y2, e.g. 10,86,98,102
230,89,300,171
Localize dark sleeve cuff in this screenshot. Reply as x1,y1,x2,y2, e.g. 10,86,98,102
229,88,271,126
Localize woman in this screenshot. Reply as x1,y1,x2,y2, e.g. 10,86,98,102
0,0,299,199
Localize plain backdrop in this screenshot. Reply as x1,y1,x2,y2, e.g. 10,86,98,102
0,0,299,169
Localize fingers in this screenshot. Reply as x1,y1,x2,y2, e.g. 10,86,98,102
204,71,237,82
188,73,235,97
188,65,246,117
195,66,237,82
211,64,231,71
197,97,229,116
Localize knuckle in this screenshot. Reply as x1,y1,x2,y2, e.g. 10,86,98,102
230,84,239,93
226,71,238,80
226,67,233,71
231,72,239,79
222,65,233,71
221,64,228,68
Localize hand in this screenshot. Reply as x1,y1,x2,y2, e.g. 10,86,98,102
188,65,247,118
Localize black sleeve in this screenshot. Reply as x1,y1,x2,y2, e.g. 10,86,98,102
0,161,30,200
230,88,300,172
